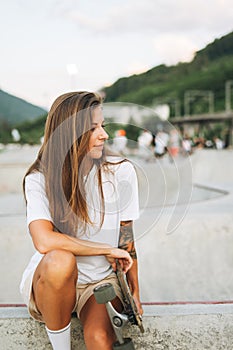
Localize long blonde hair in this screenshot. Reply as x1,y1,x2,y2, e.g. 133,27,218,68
23,91,106,236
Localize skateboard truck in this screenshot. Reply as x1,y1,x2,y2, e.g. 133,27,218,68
93,264,144,350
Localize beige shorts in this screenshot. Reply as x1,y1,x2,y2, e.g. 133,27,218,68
28,273,123,322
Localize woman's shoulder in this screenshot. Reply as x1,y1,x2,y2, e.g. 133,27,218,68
25,171,45,189
105,156,135,175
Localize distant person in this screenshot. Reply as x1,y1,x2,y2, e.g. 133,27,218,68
20,92,142,350
112,129,128,154
168,129,180,158
11,128,21,142
154,129,169,158
40,135,44,144
214,136,224,149
137,129,153,159
182,135,192,156
193,136,205,149
205,139,214,148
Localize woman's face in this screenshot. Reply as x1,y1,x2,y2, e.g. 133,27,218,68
88,105,109,159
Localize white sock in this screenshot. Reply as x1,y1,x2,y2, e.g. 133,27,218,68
45,322,71,350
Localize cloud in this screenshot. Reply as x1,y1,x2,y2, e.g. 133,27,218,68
153,34,198,65
60,0,233,36
58,0,232,70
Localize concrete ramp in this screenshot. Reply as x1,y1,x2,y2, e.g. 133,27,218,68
1,305,233,349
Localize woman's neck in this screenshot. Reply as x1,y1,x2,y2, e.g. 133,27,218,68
82,157,94,177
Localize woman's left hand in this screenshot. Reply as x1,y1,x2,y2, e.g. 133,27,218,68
106,248,133,273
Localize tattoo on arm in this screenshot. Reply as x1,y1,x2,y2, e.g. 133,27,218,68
119,220,137,259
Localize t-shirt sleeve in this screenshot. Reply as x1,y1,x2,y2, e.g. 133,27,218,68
25,172,53,228
117,162,140,221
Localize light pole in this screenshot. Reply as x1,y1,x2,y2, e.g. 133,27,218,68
66,64,78,90
184,91,191,116
225,80,233,112
225,80,233,148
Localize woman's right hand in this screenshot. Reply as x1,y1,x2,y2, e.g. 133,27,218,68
106,248,133,273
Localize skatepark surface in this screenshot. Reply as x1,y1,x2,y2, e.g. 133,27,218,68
0,145,233,305
1,145,233,349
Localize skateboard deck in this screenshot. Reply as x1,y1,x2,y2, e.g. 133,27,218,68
116,261,144,333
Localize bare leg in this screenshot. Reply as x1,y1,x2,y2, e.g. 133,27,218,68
32,249,78,330
80,294,123,350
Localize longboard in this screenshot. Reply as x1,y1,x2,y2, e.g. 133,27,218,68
116,261,144,333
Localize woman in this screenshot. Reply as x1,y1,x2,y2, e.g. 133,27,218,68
20,91,143,350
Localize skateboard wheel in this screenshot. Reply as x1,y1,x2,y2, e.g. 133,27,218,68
93,283,116,304
113,337,135,349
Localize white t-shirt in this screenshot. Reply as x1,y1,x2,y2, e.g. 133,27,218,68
112,136,128,152
155,131,169,155
20,157,139,294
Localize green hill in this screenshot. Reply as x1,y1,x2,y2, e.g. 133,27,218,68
103,31,233,116
0,89,46,126
0,89,47,143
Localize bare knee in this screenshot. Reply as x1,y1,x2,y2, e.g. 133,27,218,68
85,326,114,349
40,249,77,289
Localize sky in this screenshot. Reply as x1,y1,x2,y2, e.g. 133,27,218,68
0,0,232,109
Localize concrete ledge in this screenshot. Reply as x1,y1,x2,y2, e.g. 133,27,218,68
1,305,233,349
